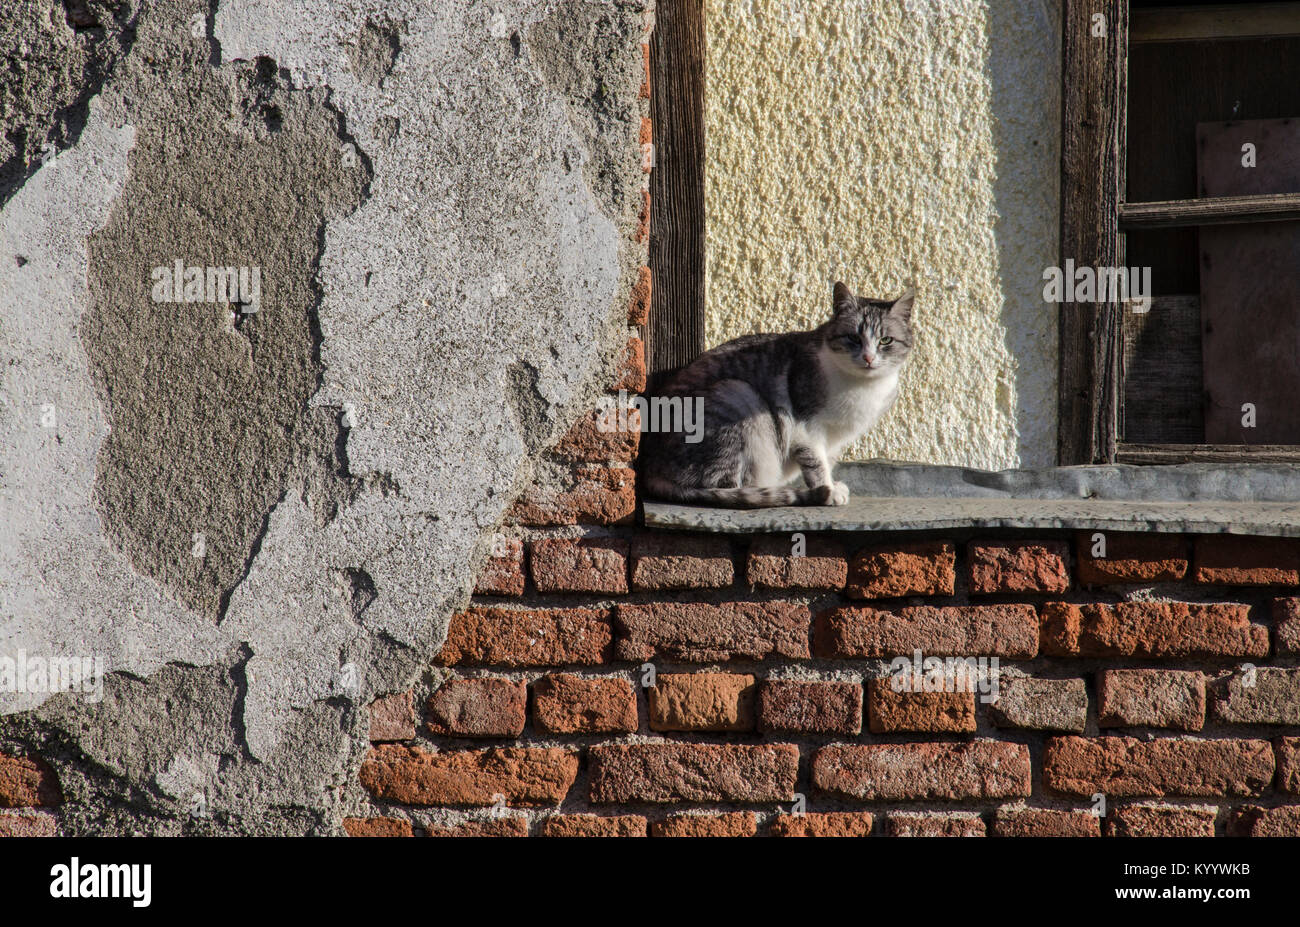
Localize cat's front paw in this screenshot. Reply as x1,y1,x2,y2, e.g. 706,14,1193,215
827,481,850,506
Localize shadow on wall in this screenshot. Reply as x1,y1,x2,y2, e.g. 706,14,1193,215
985,0,1062,468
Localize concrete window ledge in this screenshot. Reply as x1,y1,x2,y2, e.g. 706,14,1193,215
643,461,1300,536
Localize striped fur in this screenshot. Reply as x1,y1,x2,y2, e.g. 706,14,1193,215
641,282,914,508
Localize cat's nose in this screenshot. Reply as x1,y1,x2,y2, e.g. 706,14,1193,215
862,353,877,366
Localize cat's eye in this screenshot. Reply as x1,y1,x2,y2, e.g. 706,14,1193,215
840,335,860,347
879,336,894,346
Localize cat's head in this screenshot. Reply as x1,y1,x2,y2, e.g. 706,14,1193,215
821,281,914,377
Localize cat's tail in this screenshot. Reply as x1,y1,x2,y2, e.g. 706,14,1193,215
642,475,830,509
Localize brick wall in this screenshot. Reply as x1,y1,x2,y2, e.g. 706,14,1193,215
0,752,61,836
341,39,1300,829
10,7,1299,840
349,506,1300,836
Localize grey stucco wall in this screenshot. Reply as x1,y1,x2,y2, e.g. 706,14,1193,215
0,0,650,834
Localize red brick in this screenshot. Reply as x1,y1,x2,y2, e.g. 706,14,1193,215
615,600,810,662
992,807,1099,837
611,336,646,393
988,676,1088,732
529,538,629,595
867,679,976,733
436,607,612,666
813,742,1031,801
1076,532,1188,584
635,190,650,243
1272,598,1300,654
650,812,756,837
474,536,525,596
648,673,755,732
589,743,798,803
427,677,527,738
532,674,638,734
359,745,578,806
0,753,61,808
1098,670,1205,731
968,540,1069,594
630,534,734,590
424,817,529,837
628,265,652,325
1194,535,1300,585
0,812,57,837
815,604,1038,658
1213,667,1300,724
884,812,985,837
757,680,862,735
1040,601,1268,658
846,541,955,598
1229,805,1300,836
342,816,413,837
639,118,654,173
1043,736,1273,798
369,691,416,742
537,814,647,837
746,535,847,590
1105,804,1217,837
552,408,640,463
1278,737,1300,793
507,466,636,526
639,44,651,98
770,812,873,837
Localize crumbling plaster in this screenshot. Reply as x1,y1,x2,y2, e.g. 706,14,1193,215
0,0,650,833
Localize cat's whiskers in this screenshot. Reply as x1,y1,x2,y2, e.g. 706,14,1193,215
640,281,913,508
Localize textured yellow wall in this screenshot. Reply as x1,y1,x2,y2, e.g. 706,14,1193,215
705,0,1061,468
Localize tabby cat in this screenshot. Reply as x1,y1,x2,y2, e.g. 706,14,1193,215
641,281,914,507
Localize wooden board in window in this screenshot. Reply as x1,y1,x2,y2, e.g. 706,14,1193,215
1197,118,1300,443
1123,294,1203,445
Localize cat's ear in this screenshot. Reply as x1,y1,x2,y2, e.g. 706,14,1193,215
891,288,915,322
832,281,856,313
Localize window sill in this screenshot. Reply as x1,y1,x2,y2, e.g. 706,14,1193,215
642,461,1300,536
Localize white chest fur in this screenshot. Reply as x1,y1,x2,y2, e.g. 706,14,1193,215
810,367,900,459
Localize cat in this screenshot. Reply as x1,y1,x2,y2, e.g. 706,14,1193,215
641,281,913,508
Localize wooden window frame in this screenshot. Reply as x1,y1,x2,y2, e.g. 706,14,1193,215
657,1,1300,465
1059,0,1300,465
646,0,706,388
